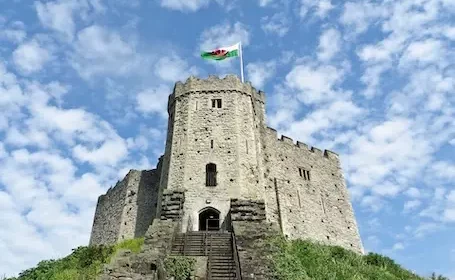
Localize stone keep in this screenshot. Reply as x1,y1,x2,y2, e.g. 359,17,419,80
90,75,364,254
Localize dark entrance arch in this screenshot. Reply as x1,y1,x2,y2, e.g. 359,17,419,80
199,208,220,231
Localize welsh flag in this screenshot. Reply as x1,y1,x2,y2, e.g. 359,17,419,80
201,43,240,60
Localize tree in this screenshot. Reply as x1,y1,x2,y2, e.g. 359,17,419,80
429,272,449,280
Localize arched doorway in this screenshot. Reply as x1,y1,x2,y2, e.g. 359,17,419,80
199,208,220,231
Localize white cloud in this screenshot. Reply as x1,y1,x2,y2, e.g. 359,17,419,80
431,161,455,181
71,25,143,79
405,187,421,198
345,119,432,190
73,136,128,166
444,26,455,40
5,127,51,148
154,55,198,82
400,39,445,67
12,39,51,74
392,242,405,251
300,0,334,19
361,195,383,212
283,100,363,143
35,0,105,40
285,64,344,104
258,0,273,7
159,0,210,11
261,12,290,37
35,0,77,40
136,85,171,117
403,200,421,212
0,20,26,43
246,61,276,89
413,222,443,238
371,181,403,197
199,22,250,51
318,28,341,61
340,1,387,35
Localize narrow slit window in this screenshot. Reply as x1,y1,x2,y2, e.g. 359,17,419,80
211,99,222,108
299,168,311,181
206,163,217,186
210,139,214,149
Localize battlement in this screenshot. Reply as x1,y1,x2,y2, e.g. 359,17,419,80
266,126,339,161
169,75,265,105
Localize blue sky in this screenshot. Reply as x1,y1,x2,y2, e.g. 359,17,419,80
0,0,454,278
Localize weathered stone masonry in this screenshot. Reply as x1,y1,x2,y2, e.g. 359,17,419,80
90,75,363,255
90,159,162,245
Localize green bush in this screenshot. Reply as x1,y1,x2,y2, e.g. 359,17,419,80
164,256,196,280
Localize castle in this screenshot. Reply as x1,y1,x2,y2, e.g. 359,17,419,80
89,75,364,255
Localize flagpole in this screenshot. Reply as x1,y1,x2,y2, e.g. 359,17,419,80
239,42,244,83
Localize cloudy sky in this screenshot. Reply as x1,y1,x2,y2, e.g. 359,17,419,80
0,0,454,278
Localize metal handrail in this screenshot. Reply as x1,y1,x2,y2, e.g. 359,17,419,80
231,231,242,280
183,231,187,256
208,233,213,280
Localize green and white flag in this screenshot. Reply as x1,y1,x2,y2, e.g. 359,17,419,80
200,42,244,82
200,43,240,60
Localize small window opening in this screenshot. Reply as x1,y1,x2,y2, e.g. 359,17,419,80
211,99,222,108
326,236,330,240
211,139,214,149
206,163,217,186
298,168,311,180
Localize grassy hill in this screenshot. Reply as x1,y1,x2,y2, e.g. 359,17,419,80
1,238,144,280
2,237,448,280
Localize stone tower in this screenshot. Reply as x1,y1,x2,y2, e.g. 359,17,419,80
90,75,364,254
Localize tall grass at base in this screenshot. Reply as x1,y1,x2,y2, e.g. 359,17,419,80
267,236,425,280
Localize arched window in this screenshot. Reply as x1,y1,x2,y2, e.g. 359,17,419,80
206,163,217,186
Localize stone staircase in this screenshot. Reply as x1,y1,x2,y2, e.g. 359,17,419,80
171,231,238,280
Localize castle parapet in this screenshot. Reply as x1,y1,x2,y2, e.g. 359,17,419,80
265,126,339,161
168,75,265,111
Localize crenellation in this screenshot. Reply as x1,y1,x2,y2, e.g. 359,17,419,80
310,146,323,156
279,135,294,144
296,141,309,149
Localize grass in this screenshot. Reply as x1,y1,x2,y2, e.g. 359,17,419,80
2,236,448,280
2,238,144,280
267,236,444,280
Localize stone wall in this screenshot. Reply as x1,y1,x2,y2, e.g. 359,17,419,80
90,179,127,245
261,127,364,254
232,220,280,280
161,75,267,232
230,199,266,221
90,165,162,245
160,190,185,221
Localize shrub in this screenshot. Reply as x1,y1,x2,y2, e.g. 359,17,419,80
164,256,196,280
